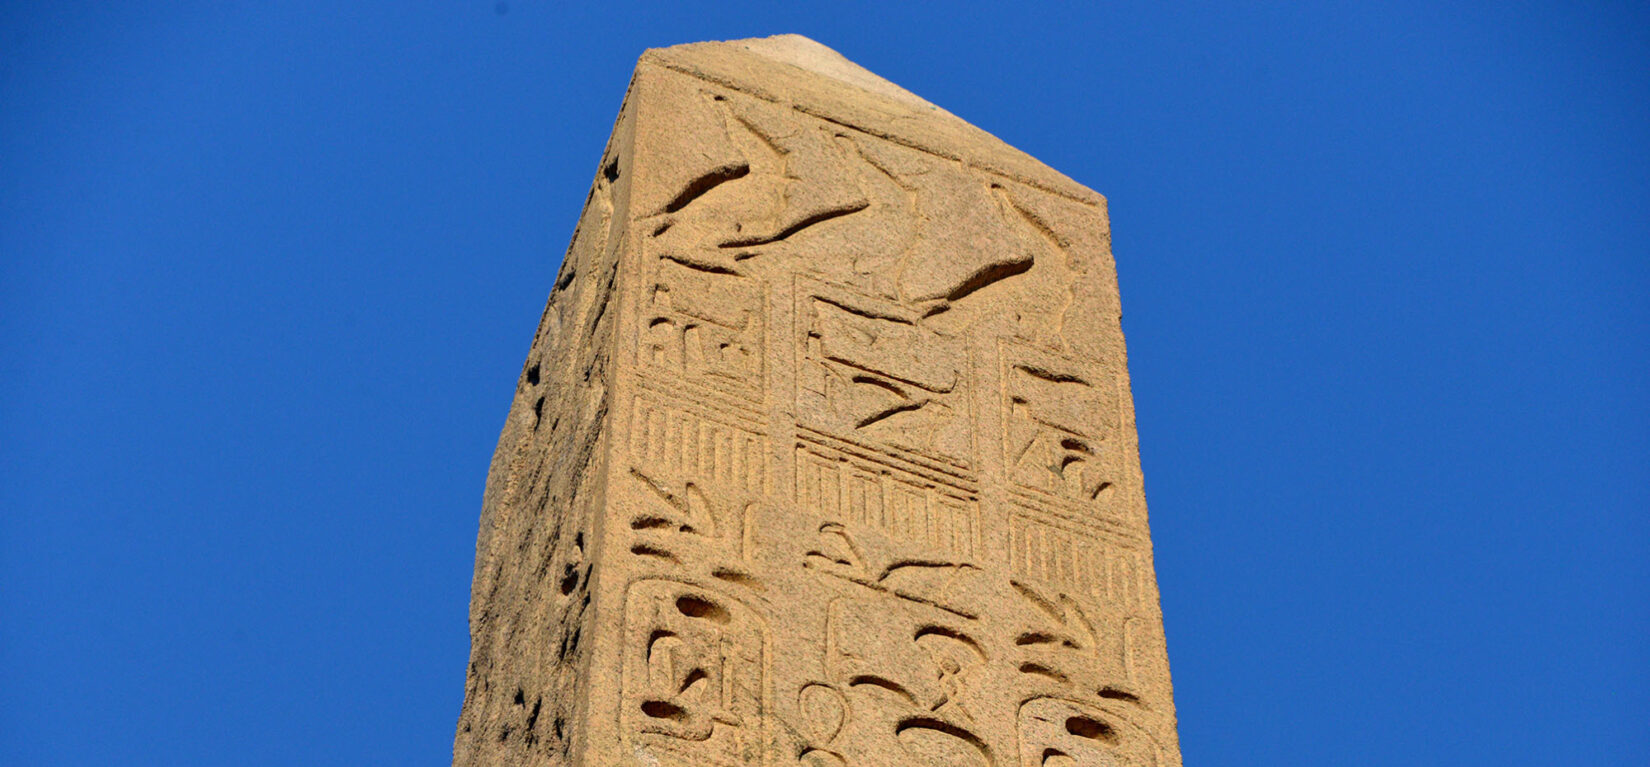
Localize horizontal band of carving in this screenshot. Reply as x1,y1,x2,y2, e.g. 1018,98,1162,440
629,388,769,496
1007,495,1142,544
634,374,766,433
1006,485,1136,529
799,443,981,564
640,56,1105,210
1009,494,1141,544
1010,507,1149,611
797,426,977,494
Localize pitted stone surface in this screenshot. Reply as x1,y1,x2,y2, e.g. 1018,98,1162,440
453,35,1183,767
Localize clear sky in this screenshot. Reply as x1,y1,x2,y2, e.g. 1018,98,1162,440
3,2,1646,765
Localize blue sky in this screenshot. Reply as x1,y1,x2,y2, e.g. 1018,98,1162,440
3,2,1646,765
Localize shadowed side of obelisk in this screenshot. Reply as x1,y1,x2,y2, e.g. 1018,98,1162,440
451,85,637,766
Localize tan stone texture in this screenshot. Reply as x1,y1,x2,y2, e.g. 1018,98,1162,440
454,35,1182,767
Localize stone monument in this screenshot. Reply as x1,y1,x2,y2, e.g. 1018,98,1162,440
453,35,1182,767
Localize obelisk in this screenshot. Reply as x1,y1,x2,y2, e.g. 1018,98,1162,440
453,35,1183,766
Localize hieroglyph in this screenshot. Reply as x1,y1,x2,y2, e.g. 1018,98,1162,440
454,35,1182,767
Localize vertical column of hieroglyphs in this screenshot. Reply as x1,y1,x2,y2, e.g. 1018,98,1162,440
590,61,776,767
456,35,1183,767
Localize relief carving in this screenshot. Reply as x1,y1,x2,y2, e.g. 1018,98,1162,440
780,134,1092,356
794,683,849,766
1008,580,1134,695
459,37,1179,767
641,81,1089,355
1004,580,1179,762
643,91,871,275
629,383,767,498
805,522,993,618
620,579,769,766
795,437,978,563
804,593,995,767
641,257,766,404
1001,342,1122,508
798,279,973,470
629,466,756,564
1009,512,1148,613
1016,696,1167,767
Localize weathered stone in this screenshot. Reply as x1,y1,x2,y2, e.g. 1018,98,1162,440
454,34,1182,767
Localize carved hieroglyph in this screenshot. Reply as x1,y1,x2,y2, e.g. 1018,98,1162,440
453,35,1182,767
